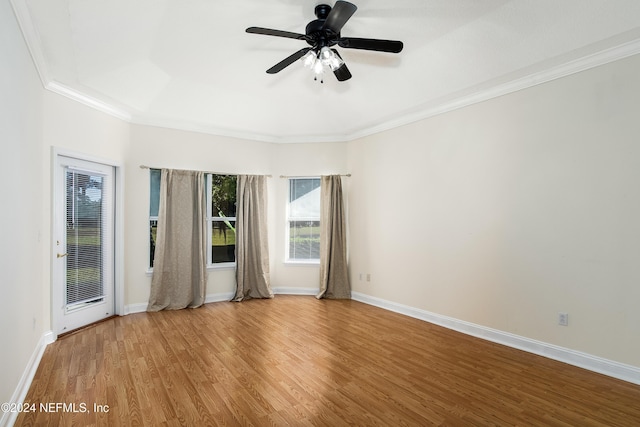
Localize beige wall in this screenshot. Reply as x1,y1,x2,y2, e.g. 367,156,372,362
0,0,45,406
40,91,131,324
125,125,275,303
124,125,348,306
271,142,349,291
347,54,640,367
1,1,130,407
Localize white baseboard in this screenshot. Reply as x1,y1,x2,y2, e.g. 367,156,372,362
124,302,148,314
205,292,235,303
1,331,55,427
352,292,640,386
273,287,317,296
125,292,236,314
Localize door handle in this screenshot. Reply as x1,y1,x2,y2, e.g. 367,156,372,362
57,253,68,258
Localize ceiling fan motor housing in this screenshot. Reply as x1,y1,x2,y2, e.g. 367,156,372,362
314,4,332,19
307,4,339,47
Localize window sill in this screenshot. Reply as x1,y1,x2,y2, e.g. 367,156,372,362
208,263,235,271
284,260,320,266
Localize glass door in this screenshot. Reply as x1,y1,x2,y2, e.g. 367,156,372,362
54,156,115,334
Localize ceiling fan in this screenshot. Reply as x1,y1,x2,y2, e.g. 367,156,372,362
246,1,403,82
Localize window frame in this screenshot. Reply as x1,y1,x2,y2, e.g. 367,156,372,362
148,170,237,271
285,177,321,265
206,173,237,269
148,169,161,272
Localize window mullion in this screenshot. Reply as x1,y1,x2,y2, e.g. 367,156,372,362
206,174,212,266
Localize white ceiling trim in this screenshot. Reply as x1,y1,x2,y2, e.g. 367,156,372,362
33,42,640,143
129,114,285,144
47,82,132,122
86,34,640,144
10,0,50,87
11,0,132,122
11,0,640,144
345,38,640,143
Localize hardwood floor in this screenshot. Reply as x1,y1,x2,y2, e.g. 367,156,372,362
16,296,640,426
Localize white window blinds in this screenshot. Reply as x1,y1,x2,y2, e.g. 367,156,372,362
65,168,109,310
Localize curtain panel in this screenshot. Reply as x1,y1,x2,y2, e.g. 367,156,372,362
233,175,273,301
317,175,351,299
148,169,207,311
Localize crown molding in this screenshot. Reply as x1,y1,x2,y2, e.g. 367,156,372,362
45,82,132,121
11,0,640,143
344,38,640,143
128,114,283,144
10,0,132,122
10,0,51,87
128,112,358,144
124,38,640,144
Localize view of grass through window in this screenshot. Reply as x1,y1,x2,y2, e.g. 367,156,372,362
210,175,236,263
288,178,321,260
149,173,319,265
149,171,237,267
66,171,104,307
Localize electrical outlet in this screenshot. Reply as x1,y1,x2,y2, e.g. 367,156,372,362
558,312,569,326
366,274,371,282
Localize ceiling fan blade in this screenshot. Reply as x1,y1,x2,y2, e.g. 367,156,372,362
331,49,352,81
338,37,403,53
246,27,307,40
266,48,312,74
322,1,357,34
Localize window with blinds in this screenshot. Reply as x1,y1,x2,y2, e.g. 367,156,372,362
287,178,321,261
65,169,107,310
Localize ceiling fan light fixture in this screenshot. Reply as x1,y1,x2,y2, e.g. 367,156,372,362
313,57,324,75
320,46,344,71
301,50,316,69
320,46,332,62
300,48,329,82
329,54,344,71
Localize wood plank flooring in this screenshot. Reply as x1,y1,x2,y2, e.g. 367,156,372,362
15,296,640,426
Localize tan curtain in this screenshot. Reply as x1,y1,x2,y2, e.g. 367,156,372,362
233,175,273,301
148,169,207,311
317,175,351,299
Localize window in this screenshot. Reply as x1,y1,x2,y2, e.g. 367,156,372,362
208,174,237,264
149,169,161,268
149,170,237,268
287,178,321,261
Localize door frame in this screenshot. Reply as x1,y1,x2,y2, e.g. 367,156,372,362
51,147,124,336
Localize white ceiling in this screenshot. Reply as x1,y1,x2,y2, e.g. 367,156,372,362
12,0,640,143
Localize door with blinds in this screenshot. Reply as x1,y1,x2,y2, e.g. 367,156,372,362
53,155,115,335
